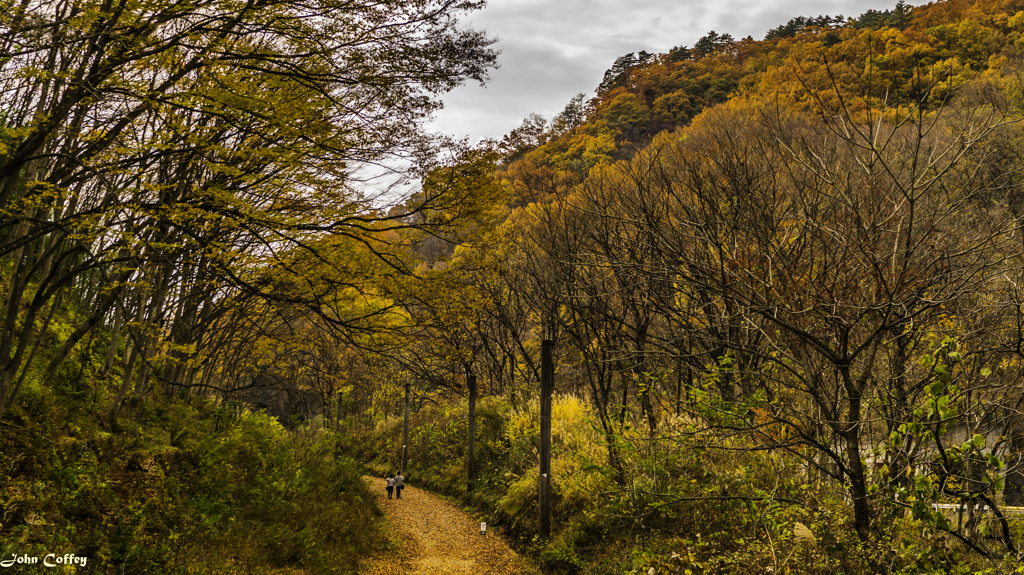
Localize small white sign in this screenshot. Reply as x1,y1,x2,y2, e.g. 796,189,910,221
480,522,487,535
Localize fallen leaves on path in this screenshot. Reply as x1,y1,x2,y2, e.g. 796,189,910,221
360,477,538,575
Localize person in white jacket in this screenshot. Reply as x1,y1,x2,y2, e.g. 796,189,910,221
395,473,404,499
385,474,395,499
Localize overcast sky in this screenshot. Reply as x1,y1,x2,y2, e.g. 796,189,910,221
428,0,901,143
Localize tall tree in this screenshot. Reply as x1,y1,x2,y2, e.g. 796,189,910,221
0,0,498,420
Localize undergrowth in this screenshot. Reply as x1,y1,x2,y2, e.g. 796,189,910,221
1,380,384,574
344,394,1024,575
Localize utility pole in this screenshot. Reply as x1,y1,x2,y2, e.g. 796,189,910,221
468,373,478,493
402,380,411,472
335,390,343,434
539,339,553,540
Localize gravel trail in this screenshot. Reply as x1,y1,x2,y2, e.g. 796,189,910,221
359,477,537,575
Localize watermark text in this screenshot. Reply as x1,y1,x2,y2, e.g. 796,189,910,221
1,553,88,568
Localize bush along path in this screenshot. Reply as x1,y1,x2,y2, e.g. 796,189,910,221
360,477,539,575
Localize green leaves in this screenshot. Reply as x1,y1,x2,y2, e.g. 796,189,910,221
971,433,985,450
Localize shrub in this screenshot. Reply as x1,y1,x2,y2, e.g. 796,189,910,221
1,387,384,574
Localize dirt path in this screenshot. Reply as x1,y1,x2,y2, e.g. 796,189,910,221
359,477,538,575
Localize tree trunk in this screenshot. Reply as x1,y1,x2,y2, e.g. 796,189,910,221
101,306,123,376
4,288,65,422
0,215,36,421
108,296,145,424
40,285,122,389
842,365,871,542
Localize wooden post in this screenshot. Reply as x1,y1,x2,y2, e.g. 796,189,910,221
539,339,553,540
468,373,478,494
402,380,410,473
336,391,343,434
332,390,344,460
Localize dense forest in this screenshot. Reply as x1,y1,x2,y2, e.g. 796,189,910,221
8,0,1024,573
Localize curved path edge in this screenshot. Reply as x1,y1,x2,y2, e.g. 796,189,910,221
359,476,538,575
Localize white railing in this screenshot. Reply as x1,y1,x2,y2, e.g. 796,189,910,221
931,503,1024,515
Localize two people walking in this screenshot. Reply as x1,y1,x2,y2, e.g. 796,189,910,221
385,472,405,499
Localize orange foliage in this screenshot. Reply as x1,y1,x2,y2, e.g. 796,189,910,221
498,0,1024,204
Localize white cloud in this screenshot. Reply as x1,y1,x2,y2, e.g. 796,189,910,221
429,0,901,142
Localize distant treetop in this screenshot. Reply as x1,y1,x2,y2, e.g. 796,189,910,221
597,51,655,93
764,15,846,40
692,31,736,58
853,0,912,29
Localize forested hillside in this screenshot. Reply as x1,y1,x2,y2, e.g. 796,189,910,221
8,0,1024,573
356,0,1024,572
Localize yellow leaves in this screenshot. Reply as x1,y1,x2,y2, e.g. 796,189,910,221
954,18,1002,61
595,90,650,134
876,27,911,52
546,132,616,171
581,132,616,170
1010,10,1024,33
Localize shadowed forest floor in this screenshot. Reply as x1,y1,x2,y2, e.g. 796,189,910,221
359,477,539,575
